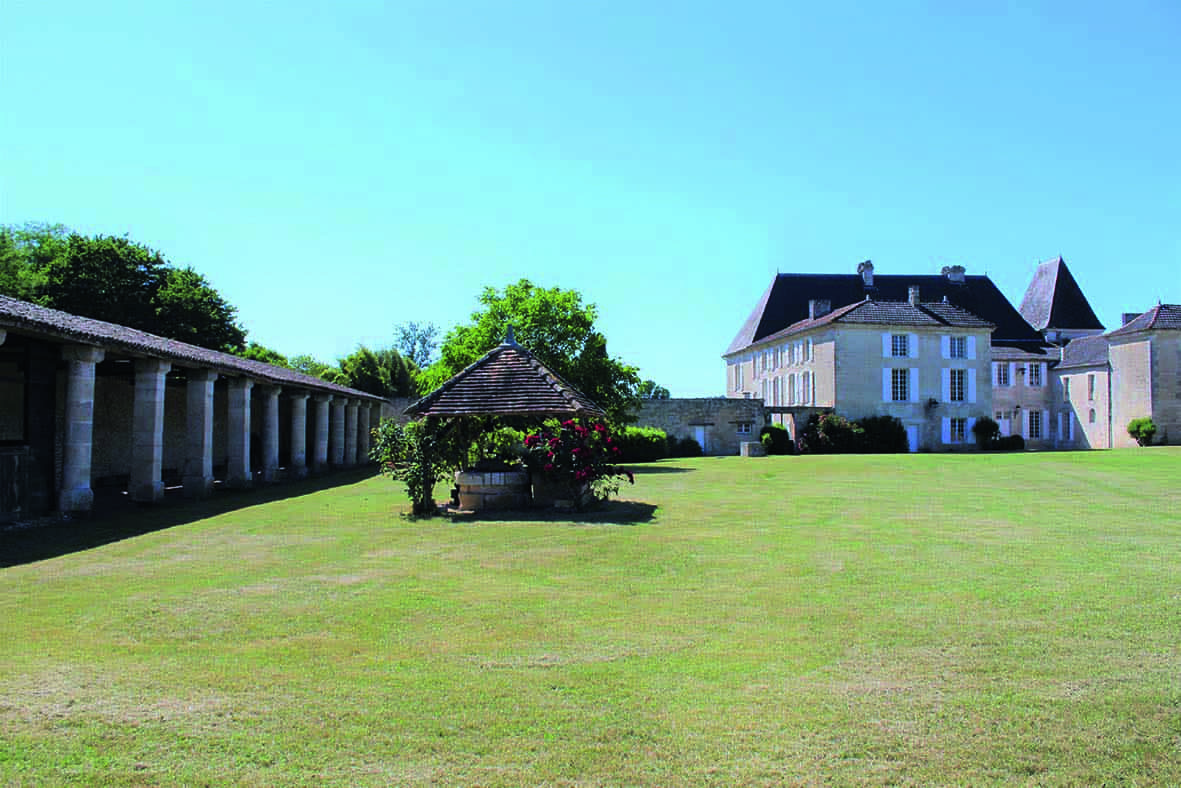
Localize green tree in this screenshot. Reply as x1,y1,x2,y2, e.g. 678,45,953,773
0,228,44,301
394,321,439,368
421,280,640,423
290,354,338,380
334,345,417,398
638,379,671,399
236,342,291,367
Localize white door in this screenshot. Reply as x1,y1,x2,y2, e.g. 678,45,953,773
905,425,919,453
998,417,1011,437
694,426,709,455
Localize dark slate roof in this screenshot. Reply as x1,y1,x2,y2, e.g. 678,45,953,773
404,340,604,418
749,299,992,349
1056,335,1110,370
0,294,383,401
1018,256,1104,332
991,343,1055,362
1106,304,1181,337
726,271,1044,355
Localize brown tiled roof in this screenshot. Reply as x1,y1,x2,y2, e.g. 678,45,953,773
404,340,604,418
1106,304,1181,337
1018,256,1104,332
0,294,383,401
742,298,993,351
1056,335,1110,369
990,343,1055,362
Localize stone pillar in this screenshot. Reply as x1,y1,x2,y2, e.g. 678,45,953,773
329,397,346,466
312,394,332,472
288,392,309,479
182,369,217,498
130,358,173,502
357,402,371,465
258,386,281,482
226,378,254,488
59,345,105,513
344,400,359,466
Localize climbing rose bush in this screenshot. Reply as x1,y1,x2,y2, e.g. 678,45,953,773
524,419,635,502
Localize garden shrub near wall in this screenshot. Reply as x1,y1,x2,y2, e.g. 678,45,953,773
798,413,910,454
759,424,794,455
614,426,670,463
667,436,703,458
855,416,907,453
1127,417,1157,447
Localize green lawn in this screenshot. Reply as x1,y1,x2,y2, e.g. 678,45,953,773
2,450,1180,786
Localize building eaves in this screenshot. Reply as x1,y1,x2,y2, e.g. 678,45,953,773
0,295,384,401
1106,304,1181,337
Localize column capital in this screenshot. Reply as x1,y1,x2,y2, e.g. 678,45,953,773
287,390,311,402
186,368,219,384
61,344,105,364
314,393,333,404
136,357,172,376
228,377,255,393
257,383,282,396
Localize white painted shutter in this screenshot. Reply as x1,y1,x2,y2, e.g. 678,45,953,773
1009,363,1017,388
909,334,919,358
909,368,919,402
811,374,816,404
992,362,999,385
941,336,950,359
968,368,977,403
1023,410,1030,438
882,369,891,402
882,333,891,358
941,418,951,444
1042,410,1049,438
1040,363,1048,387
941,368,951,402
967,336,977,360
967,417,977,442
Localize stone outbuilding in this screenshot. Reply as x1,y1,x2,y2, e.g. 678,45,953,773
0,295,391,521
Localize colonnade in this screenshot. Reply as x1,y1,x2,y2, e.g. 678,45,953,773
57,347,384,512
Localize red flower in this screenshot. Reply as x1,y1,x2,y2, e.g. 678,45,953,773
545,463,554,472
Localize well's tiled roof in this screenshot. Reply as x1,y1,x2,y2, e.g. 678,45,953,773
743,299,992,350
0,295,383,401
726,270,1044,355
1018,256,1104,332
404,341,604,418
1056,335,1110,369
1106,304,1181,337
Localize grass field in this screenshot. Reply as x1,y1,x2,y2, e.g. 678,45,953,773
2,450,1179,786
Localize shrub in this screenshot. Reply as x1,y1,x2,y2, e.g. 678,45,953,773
798,413,864,454
759,424,794,455
856,415,907,453
371,418,466,516
1127,417,1157,446
971,416,1000,449
524,419,634,505
614,426,670,463
993,434,1025,451
674,436,703,457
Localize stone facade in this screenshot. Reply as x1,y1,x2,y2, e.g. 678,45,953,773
636,397,765,456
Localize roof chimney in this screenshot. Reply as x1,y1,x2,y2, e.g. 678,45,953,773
857,260,874,287
941,265,966,284
809,299,831,320
1122,312,1140,326
908,286,921,306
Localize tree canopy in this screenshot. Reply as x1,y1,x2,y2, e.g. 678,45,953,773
638,380,671,399
1,223,247,353
394,321,439,368
419,279,641,423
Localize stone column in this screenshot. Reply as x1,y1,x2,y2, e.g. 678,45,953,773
344,400,359,466
130,358,173,502
288,392,309,479
59,345,105,513
182,369,217,498
329,397,346,466
312,394,332,472
258,386,282,482
225,378,254,488
357,402,371,465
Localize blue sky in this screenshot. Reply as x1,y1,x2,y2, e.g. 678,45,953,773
2,1,1178,395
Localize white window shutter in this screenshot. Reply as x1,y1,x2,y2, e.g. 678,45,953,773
968,368,977,403
967,336,977,360
1023,410,1030,438
909,368,919,402
882,333,891,358
909,334,919,358
941,368,951,402
1041,363,1048,386
941,417,951,444
811,374,816,404
967,417,976,441
1010,363,1017,387
992,362,999,385
1043,410,1049,436
941,336,950,359
882,369,891,401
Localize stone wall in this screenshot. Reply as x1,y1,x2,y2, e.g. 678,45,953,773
636,398,765,456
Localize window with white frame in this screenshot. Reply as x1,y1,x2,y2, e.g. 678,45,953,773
1089,408,1096,424
736,422,752,434
891,368,909,402
806,338,814,361
1029,410,1043,439
949,336,966,359
949,368,965,402
1063,378,1070,402
802,371,811,404
891,334,908,358
1028,363,1043,387
949,417,966,443
995,363,1010,387
788,374,796,405
1088,374,1095,400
